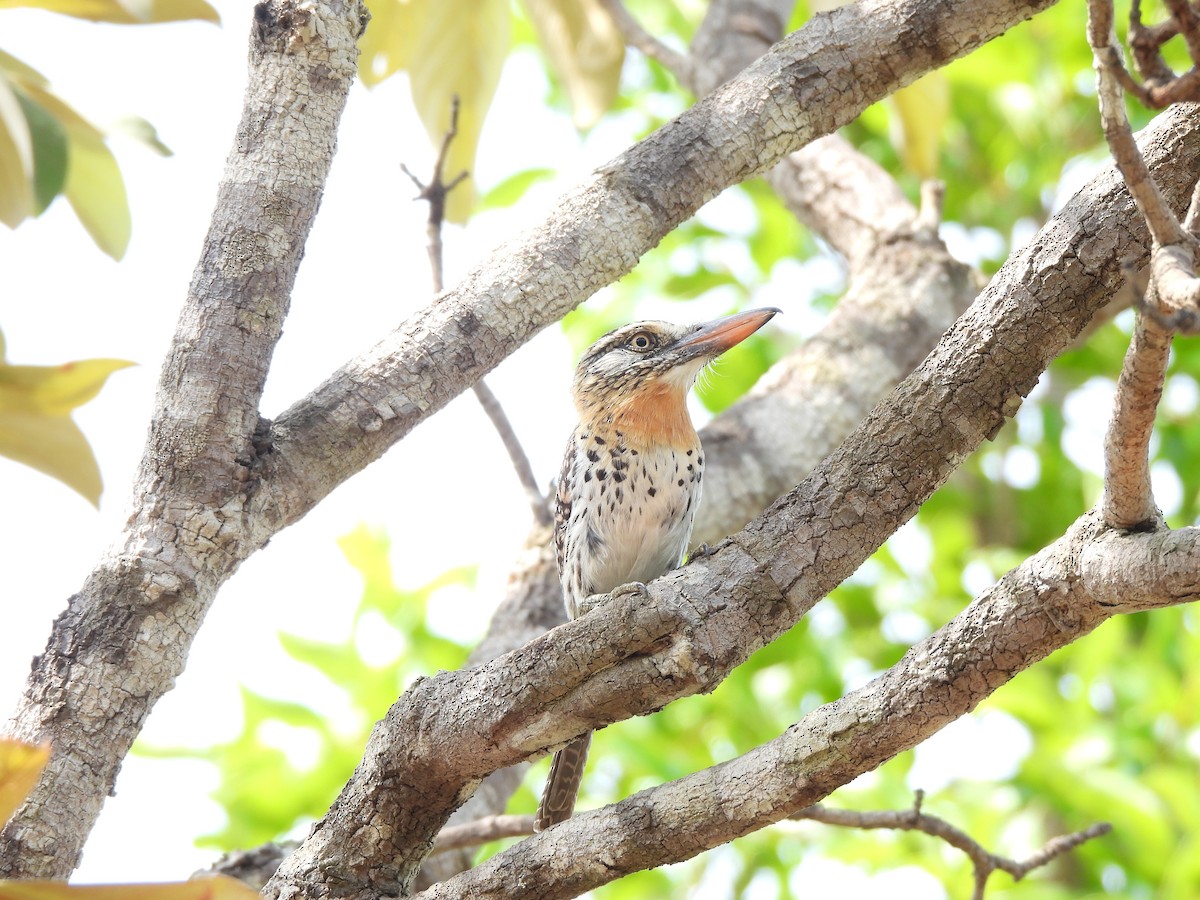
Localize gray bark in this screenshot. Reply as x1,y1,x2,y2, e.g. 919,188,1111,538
266,103,1200,899
0,0,1056,881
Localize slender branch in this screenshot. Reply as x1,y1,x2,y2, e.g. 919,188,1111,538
595,0,692,81
1088,0,1189,246
1102,270,1172,529
793,795,1111,900
1164,0,1200,66
1129,1,1178,86
425,795,1110,898
431,815,536,854
403,97,551,527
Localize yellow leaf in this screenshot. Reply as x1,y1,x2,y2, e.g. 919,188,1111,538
0,876,261,900
0,351,133,506
890,72,950,180
521,0,624,129
0,74,35,228
407,0,509,222
0,0,219,24
0,412,103,505
21,84,131,259
358,0,424,87
0,358,135,415
0,740,49,828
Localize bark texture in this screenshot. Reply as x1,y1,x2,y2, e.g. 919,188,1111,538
414,515,1200,899
264,103,1200,900
1,0,1055,882
0,0,368,878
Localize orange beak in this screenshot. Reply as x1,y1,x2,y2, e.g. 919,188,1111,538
673,307,781,357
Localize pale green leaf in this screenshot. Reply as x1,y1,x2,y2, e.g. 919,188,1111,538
0,0,220,24
478,166,555,211
0,357,135,415
0,75,35,228
406,0,510,222
0,354,133,505
358,0,424,87
521,0,624,129
107,115,173,156
890,71,950,179
22,84,131,258
0,411,103,505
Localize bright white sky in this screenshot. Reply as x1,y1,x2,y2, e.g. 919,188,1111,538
1,3,1070,894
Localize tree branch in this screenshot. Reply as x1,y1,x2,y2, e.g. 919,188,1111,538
253,0,1060,536
0,0,368,878
264,104,1200,900
410,512,1185,899
1102,271,1172,529
793,796,1111,900
595,0,692,83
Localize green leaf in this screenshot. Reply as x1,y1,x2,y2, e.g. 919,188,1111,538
477,166,555,211
520,0,624,129
14,92,68,213
23,84,131,259
107,115,173,156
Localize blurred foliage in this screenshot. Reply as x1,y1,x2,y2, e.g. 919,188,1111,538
166,1,1200,898
139,526,474,849
0,0,208,256
0,327,133,505
0,738,258,899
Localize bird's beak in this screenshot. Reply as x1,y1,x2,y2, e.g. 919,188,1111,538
673,307,781,356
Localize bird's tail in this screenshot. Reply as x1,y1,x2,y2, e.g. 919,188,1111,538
534,731,592,831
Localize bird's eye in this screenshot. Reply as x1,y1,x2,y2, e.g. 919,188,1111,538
628,332,655,352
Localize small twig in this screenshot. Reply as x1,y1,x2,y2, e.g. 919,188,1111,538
1129,0,1178,86
913,179,945,240
404,98,551,527
472,379,551,526
431,814,536,854
793,793,1111,900
596,0,692,81
1088,1,1189,247
1164,0,1200,66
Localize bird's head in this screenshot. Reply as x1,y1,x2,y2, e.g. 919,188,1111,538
570,307,780,440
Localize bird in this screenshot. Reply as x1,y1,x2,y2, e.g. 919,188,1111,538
533,306,780,831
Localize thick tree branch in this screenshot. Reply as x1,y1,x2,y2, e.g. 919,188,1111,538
263,105,1200,900
0,0,367,878
411,513,1190,899
254,0,1058,536
403,0,979,886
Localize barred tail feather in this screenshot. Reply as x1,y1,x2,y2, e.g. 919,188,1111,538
533,731,593,831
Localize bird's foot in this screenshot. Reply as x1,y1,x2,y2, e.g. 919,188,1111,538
688,542,720,562
575,581,649,618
